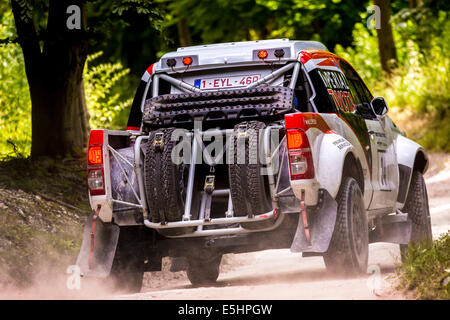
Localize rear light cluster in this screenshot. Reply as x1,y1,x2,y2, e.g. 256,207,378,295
166,56,193,67
257,50,268,59
286,129,314,180
256,48,285,60
87,130,105,196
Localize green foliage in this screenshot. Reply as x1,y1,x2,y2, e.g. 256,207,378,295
112,0,163,20
0,9,31,159
335,9,450,152
397,231,450,299
84,51,133,130
335,23,381,87
162,0,368,50
1,0,448,156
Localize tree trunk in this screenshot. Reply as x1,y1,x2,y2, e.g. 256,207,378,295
177,18,192,47
11,0,89,159
373,0,397,74
408,0,423,8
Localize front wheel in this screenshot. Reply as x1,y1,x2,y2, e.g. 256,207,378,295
323,177,369,275
399,171,432,261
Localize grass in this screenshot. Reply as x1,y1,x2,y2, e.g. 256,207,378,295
396,231,450,300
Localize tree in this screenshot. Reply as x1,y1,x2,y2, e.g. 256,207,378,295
373,0,397,74
11,0,89,158
9,0,163,159
163,0,369,52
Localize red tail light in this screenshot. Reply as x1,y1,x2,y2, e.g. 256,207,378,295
182,56,193,65
286,129,314,180
88,146,102,165
287,129,310,149
87,130,105,195
257,50,268,59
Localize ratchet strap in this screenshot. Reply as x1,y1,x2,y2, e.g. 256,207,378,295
88,205,101,270
300,190,312,247
203,166,216,222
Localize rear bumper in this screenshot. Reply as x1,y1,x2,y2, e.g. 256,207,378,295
290,178,320,206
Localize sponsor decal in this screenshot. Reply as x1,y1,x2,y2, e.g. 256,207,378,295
318,69,356,113
327,89,356,113
332,138,351,150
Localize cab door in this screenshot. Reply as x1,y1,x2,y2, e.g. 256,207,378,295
338,59,398,210
365,116,399,210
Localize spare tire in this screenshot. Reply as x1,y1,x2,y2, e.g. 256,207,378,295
144,127,199,236
228,121,275,229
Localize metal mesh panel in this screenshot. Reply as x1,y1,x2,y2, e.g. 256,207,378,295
142,86,294,127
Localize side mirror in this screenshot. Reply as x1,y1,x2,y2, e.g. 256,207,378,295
370,97,389,116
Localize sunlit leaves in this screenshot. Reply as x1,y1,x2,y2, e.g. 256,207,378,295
0,10,31,159
84,52,132,130
336,11,450,152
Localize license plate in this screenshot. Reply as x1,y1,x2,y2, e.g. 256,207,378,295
194,75,261,90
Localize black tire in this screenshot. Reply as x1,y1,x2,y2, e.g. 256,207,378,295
399,171,432,261
323,177,369,275
144,128,199,236
228,121,274,229
186,254,222,287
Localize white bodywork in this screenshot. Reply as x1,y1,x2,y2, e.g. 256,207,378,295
94,39,427,224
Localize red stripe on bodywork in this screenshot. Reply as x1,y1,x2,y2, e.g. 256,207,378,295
146,63,154,75
317,58,338,67
299,49,343,72
299,51,312,64
126,126,141,131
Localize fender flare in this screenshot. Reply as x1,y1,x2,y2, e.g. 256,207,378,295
396,134,429,206
315,132,366,200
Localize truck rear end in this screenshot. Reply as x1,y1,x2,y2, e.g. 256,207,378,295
76,39,346,290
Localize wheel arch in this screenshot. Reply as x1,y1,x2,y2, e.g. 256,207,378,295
413,149,429,174
395,134,429,207
342,152,365,194
314,132,367,202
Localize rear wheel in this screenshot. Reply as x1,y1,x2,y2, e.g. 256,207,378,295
107,229,144,293
323,177,369,275
228,121,275,229
144,128,199,236
399,171,432,261
186,254,222,287
108,253,144,294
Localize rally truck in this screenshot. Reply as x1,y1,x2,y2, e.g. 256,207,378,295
76,39,432,293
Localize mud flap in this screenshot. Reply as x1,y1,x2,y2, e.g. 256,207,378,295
290,189,338,253
76,213,120,278
369,216,412,244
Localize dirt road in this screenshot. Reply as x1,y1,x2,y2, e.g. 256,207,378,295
123,153,450,300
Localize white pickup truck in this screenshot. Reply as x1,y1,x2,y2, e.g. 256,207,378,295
76,39,432,293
